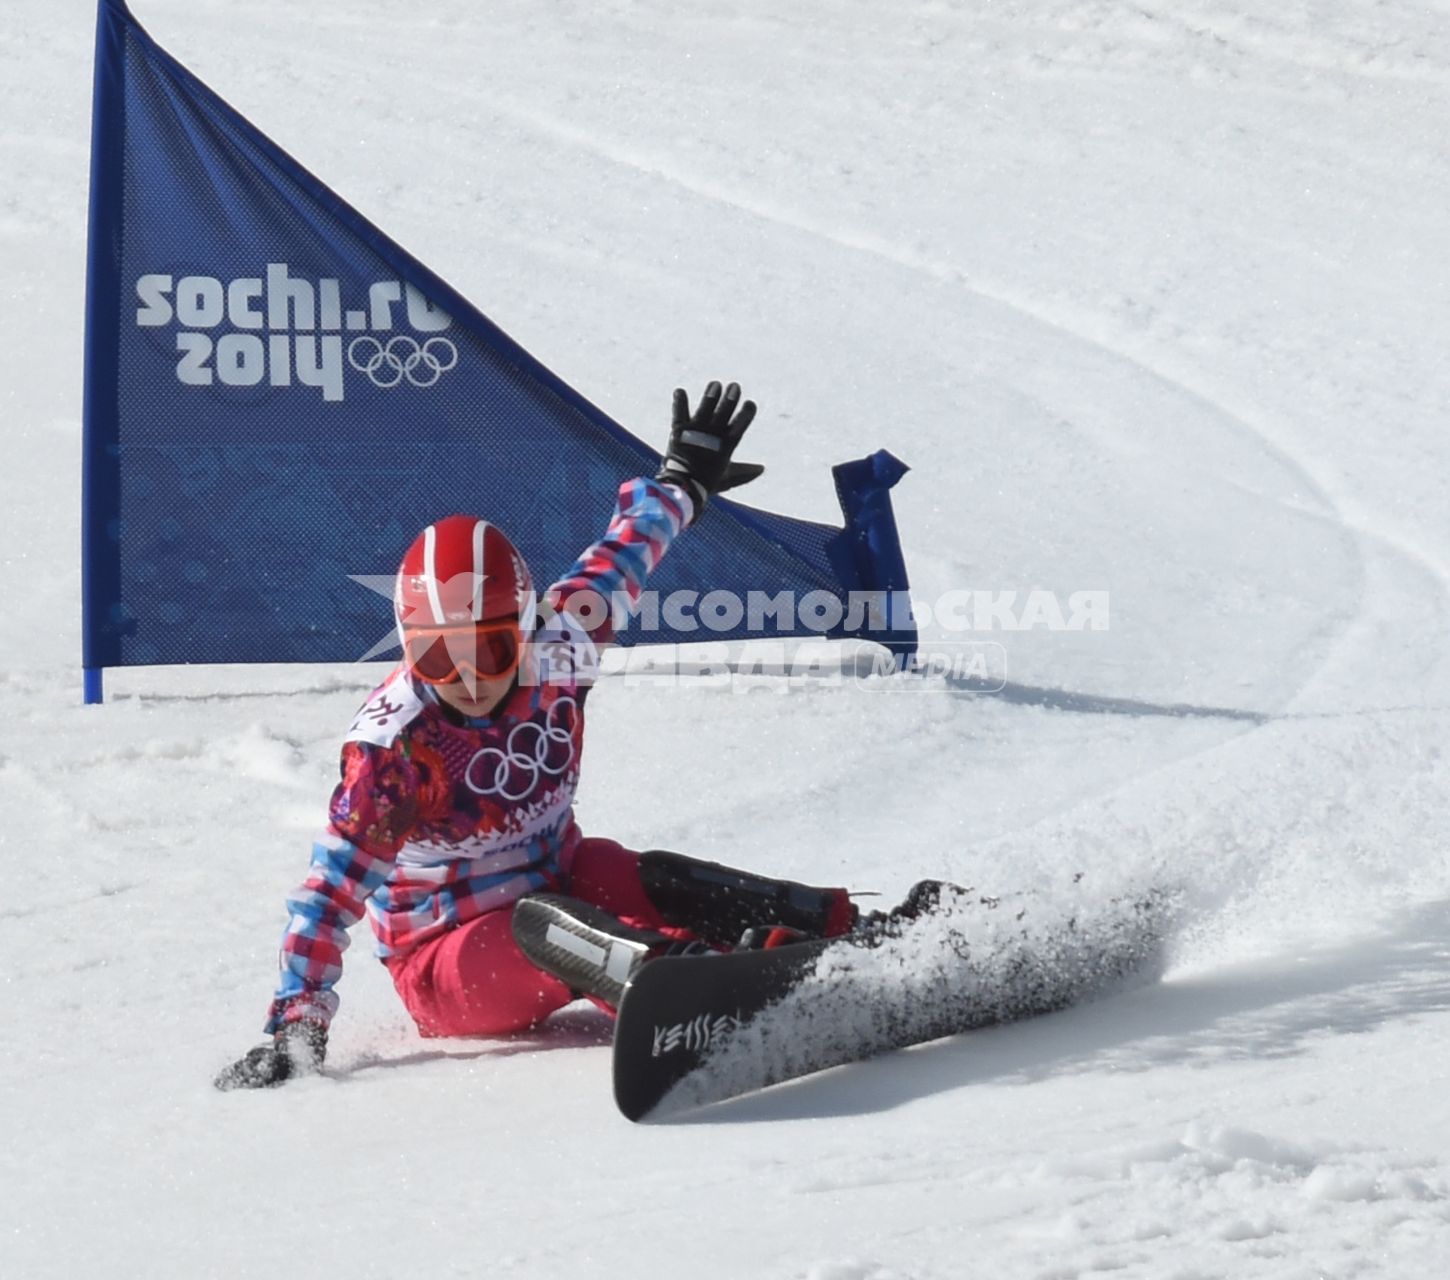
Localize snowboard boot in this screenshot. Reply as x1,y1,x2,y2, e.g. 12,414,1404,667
512,893,712,1007
637,850,857,949
853,879,962,940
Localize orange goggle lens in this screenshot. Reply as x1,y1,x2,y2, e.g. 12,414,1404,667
404,621,521,685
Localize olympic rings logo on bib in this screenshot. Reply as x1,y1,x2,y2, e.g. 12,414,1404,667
348,335,459,388
463,697,580,801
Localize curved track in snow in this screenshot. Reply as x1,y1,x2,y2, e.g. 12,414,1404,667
7,2,1450,1277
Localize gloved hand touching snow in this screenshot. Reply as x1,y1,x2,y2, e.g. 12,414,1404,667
214,1019,327,1091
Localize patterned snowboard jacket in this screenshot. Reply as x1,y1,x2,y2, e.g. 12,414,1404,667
267,477,691,1033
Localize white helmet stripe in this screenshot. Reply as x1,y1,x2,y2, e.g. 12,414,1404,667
422,524,446,625
472,519,489,621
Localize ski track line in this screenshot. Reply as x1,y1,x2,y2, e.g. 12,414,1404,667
464,89,1372,564
226,37,1447,635
707,192,1450,711
1134,1,1450,89
484,90,1450,609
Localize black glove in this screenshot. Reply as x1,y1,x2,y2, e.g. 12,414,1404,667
656,381,763,516
214,1019,327,1091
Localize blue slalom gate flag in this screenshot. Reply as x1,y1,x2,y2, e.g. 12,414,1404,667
82,0,915,704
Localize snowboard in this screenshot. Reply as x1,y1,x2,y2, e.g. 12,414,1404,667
612,886,1171,1121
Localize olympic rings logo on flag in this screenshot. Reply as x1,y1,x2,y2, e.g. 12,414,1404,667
347,335,459,388
464,696,580,801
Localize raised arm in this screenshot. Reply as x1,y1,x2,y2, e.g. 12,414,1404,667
543,380,764,656
544,475,693,651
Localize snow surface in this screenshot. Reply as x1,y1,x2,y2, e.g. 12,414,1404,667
5,1,1450,1276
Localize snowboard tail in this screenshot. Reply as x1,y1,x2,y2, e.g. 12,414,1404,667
612,938,833,1121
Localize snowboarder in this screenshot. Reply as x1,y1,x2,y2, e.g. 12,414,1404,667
216,382,867,1090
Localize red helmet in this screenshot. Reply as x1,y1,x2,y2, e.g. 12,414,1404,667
394,515,535,685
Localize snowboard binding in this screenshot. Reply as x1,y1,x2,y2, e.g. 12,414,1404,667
637,849,857,948
513,874,968,1007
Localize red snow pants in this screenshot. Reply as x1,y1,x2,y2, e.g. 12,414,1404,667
384,837,671,1037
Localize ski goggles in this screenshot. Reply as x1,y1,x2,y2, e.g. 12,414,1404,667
403,619,522,685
